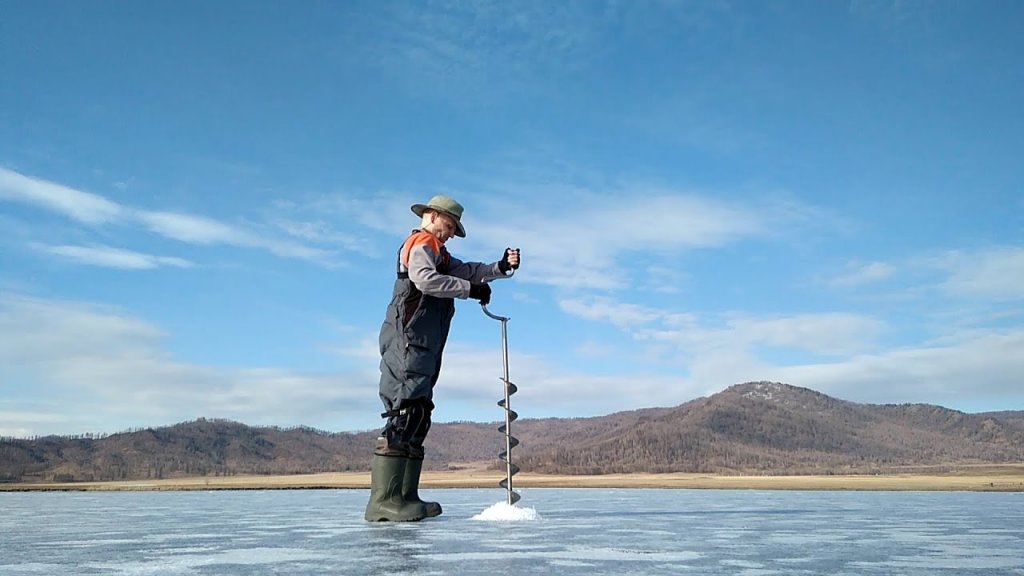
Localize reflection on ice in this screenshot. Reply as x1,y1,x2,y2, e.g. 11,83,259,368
1,489,1021,576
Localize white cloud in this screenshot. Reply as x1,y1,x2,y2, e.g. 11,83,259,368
299,185,773,287
429,341,695,422
38,244,194,270
768,328,1024,408
574,340,619,358
0,292,691,437
136,210,248,245
0,411,67,437
0,168,334,266
0,294,381,436
933,246,1024,301
557,289,1024,412
343,1,738,110
136,210,335,264
718,312,887,356
829,260,895,288
284,182,799,292
344,2,603,99
595,193,764,248
510,371,696,419
275,219,366,251
308,323,701,426
561,293,885,358
3,287,1019,438
632,311,888,376
266,192,402,258
464,189,774,290
559,295,669,329
0,166,124,224
643,264,689,293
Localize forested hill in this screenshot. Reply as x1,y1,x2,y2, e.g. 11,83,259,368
2,382,1023,482
514,382,1024,474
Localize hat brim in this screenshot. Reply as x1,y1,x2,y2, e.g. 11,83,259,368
411,204,466,237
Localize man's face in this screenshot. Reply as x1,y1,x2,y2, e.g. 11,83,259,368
427,211,457,243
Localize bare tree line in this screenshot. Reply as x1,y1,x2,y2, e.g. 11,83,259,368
3,383,1022,483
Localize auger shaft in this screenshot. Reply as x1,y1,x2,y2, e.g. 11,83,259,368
482,304,520,506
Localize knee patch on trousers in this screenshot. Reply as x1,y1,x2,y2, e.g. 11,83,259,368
380,398,433,455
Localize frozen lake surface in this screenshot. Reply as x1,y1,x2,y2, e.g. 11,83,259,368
1,488,1022,575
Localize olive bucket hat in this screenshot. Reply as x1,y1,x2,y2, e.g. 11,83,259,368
411,194,466,237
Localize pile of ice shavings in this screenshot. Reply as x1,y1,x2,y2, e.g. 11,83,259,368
471,501,539,521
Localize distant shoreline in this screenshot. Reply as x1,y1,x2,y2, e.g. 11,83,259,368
4,466,1024,493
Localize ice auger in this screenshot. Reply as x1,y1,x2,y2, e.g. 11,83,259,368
481,303,521,505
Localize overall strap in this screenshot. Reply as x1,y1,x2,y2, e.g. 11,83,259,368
398,230,449,278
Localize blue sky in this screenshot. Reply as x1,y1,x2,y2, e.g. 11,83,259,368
2,1,1022,438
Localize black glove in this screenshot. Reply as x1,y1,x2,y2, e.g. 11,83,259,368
469,282,491,305
498,248,521,273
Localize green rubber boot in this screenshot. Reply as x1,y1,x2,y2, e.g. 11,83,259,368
403,457,442,518
364,454,428,522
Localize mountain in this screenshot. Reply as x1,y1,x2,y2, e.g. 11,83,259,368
514,382,1024,475
979,410,1024,430
2,382,1022,482
0,420,377,483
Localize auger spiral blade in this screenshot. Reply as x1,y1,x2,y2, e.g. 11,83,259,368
481,303,522,507
496,435,519,449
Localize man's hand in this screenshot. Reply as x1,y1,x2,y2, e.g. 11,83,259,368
469,283,492,305
498,248,521,273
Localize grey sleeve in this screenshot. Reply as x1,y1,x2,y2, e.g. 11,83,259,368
408,246,510,298
447,254,507,283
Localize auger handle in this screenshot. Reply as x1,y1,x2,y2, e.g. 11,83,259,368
481,303,509,322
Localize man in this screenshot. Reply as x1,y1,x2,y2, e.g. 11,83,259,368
365,194,520,522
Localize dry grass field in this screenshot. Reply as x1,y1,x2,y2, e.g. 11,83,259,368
4,463,1023,492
